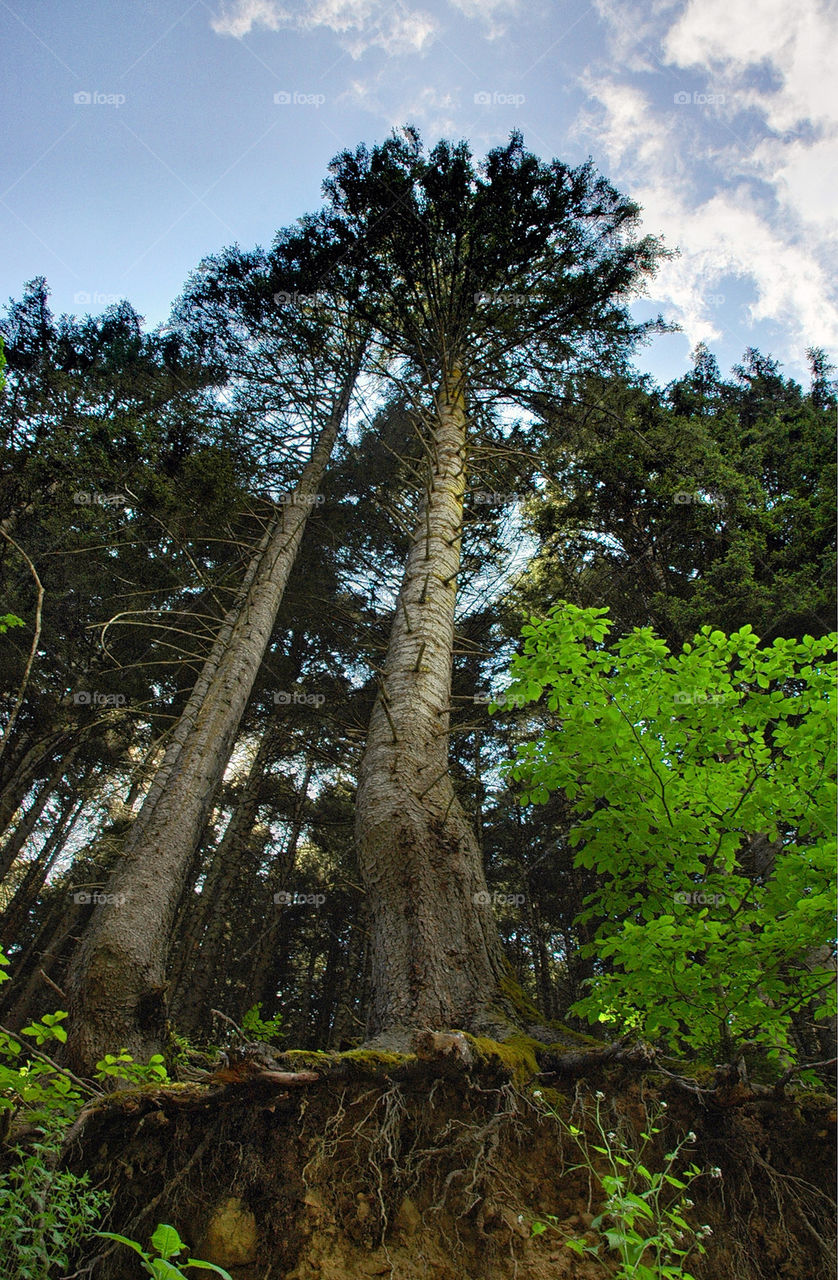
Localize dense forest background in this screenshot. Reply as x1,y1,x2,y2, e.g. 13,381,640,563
0,132,835,1082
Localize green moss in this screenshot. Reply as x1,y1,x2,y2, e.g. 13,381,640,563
464,1033,544,1085
493,971,601,1050
278,1049,334,1070
339,1049,415,1067
497,972,543,1023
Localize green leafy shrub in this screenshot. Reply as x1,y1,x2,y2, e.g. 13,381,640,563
502,605,837,1062
0,950,110,1278
0,1140,109,1280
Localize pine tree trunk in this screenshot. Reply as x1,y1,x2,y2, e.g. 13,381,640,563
64,369,358,1075
355,371,507,1040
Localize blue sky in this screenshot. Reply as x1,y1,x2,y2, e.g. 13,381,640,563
3,0,836,386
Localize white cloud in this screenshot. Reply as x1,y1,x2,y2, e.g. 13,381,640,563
211,0,438,56
340,74,459,133
663,0,838,130
578,0,838,366
446,0,518,38
211,0,288,38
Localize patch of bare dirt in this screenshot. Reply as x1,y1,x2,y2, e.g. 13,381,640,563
60,1053,836,1280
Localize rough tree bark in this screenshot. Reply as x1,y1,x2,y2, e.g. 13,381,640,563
64,366,358,1075
355,370,508,1040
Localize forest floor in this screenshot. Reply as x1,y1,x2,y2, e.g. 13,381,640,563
57,1039,837,1280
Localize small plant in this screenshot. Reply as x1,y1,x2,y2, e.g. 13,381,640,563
94,1049,169,1087
0,952,85,1129
97,1222,233,1278
240,1002,284,1044
531,1091,718,1279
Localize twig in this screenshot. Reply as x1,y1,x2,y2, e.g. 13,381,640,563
774,1056,837,1096
0,531,44,765
38,969,68,1002
210,1008,245,1041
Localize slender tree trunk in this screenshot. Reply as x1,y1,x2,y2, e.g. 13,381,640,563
0,748,80,884
246,758,315,1015
328,908,367,1047
64,368,358,1075
0,791,85,947
0,728,76,840
169,721,274,1020
355,371,507,1040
